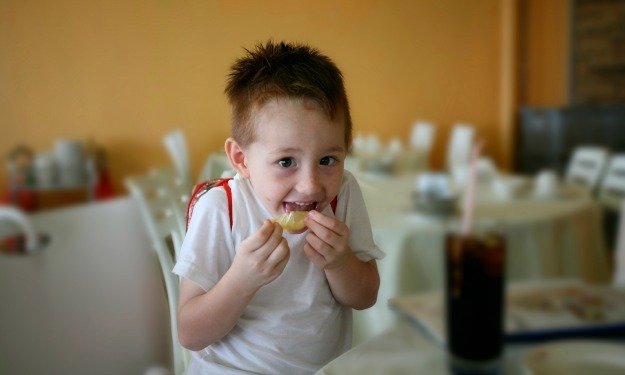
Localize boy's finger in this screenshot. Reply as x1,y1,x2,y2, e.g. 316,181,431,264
266,238,290,266
256,222,284,259
306,210,347,236
243,220,276,251
306,233,332,257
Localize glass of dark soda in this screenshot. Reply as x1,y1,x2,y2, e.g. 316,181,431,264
445,223,505,375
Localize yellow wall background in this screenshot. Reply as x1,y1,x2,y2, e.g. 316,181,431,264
0,0,568,194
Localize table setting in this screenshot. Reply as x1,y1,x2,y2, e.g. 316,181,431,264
321,144,622,374
320,279,625,374
389,279,625,346
317,318,625,375
348,134,429,176
350,144,611,347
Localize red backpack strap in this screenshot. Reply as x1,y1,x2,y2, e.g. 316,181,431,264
186,178,233,230
330,196,338,213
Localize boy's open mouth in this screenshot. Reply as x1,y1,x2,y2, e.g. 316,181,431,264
283,201,317,213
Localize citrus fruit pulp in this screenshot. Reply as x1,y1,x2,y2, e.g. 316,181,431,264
273,211,309,233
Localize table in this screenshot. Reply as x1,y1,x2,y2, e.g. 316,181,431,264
320,280,625,374
317,318,625,375
352,171,612,345
317,320,531,375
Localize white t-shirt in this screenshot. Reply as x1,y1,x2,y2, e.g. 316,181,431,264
173,170,384,374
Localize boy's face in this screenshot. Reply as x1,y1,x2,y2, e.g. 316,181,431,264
237,98,347,218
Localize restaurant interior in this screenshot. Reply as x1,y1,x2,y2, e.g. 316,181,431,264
2,0,625,374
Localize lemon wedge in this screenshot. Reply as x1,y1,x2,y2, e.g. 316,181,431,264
273,211,309,233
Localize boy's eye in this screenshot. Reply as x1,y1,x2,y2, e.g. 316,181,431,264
320,156,337,166
278,158,295,168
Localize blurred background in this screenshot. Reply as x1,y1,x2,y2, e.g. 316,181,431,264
1,0,573,195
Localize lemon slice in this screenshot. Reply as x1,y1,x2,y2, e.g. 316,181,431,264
273,211,309,233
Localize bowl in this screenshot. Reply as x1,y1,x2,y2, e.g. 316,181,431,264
361,156,395,174
412,191,458,217
492,176,530,200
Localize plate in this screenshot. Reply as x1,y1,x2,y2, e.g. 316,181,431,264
388,280,625,345
523,340,625,375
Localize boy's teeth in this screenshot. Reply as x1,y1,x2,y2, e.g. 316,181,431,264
285,202,316,212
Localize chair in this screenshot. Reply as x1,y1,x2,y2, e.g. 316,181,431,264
596,155,625,254
564,146,610,194
613,200,625,285
409,121,436,169
126,168,190,375
163,129,192,188
598,154,625,212
445,123,475,172
197,152,235,182
410,121,435,153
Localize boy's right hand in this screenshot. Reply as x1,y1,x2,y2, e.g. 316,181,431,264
227,220,290,294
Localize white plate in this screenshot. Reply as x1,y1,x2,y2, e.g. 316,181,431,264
523,340,625,375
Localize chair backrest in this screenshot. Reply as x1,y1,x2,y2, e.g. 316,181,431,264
410,121,436,152
565,146,610,193
613,200,625,285
125,168,190,375
163,129,191,187
598,154,625,211
446,123,475,171
197,152,235,182
156,168,193,232
409,121,436,169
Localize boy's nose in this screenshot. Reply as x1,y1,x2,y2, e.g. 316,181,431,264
297,168,322,195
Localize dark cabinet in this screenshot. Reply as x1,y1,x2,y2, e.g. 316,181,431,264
516,105,625,175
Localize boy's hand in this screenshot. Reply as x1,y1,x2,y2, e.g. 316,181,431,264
228,220,290,294
303,210,351,269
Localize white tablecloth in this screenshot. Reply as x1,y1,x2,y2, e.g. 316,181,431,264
318,318,625,375
352,171,611,345
320,281,625,375
318,321,451,375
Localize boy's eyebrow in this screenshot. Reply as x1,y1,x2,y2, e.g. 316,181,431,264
270,145,346,154
326,145,347,153
269,147,301,155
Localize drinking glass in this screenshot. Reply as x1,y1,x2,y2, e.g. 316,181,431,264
445,221,506,375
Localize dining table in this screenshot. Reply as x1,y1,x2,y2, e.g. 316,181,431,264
318,308,625,375
318,278,625,374
350,168,612,345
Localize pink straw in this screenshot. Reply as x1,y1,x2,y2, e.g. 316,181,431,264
461,141,483,235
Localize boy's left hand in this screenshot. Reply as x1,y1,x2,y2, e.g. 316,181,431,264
303,210,351,269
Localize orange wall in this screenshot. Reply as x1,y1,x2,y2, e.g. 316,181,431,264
0,0,567,194
522,0,569,106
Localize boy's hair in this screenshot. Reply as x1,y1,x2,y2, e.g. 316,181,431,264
225,40,352,147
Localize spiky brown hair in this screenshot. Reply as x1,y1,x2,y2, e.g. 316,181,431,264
225,40,352,147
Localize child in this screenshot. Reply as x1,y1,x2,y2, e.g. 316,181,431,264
173,40,384,374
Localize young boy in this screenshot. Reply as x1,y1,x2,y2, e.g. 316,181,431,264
173,40,384,374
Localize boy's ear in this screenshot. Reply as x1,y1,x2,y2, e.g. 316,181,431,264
224,138,250,178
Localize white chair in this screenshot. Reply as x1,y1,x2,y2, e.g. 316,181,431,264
156,168,193,226
613,200,625,285
163,129,192,187
126,168,190,375
410,121,435,154
565,146,610,194
445,123,475,172
197,152,235,182
597,155,625,258
598,154,625,211
409,121,436,169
